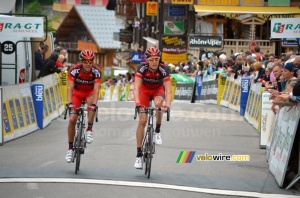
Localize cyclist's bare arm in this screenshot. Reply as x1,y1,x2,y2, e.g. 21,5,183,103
67,80,75,104
134,77,142,104
164,80,172,108
92,82,101,105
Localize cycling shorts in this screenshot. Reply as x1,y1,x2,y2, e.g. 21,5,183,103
72,89,94,108
139,84,165,107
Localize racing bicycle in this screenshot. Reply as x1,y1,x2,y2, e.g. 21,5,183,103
134,98,170,178
64,101,98,174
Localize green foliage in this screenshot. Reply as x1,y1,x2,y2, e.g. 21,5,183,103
26,0,42,15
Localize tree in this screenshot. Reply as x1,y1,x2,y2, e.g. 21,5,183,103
26,0,42,15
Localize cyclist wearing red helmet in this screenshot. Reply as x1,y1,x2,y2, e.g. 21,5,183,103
134,46,172,169
65,49,101,163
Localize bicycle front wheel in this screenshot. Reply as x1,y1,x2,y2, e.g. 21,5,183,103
146,127,154,178
75,124,83,174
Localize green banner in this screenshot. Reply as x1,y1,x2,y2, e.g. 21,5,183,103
170,74,194,84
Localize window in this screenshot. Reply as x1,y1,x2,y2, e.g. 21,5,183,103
81,0,89,5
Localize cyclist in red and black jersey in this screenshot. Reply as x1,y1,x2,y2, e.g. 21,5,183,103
134,46,172,169
65,49,101,163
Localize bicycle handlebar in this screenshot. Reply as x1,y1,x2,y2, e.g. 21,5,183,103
63,106,98,122
134,106,170,121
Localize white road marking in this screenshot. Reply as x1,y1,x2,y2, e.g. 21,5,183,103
0,178,297,198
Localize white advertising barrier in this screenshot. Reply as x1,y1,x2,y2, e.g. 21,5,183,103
18,82,39,134
52,74,65,116
2,84,33,142
220,75,234,108
244,82,262,131
198,74,218,104
260,91,276,149
39,74,62,127
268,104,300,188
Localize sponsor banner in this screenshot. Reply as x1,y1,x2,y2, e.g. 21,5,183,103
271,18,300,39
146,2,158,16
219,13,300,20
240,77,250,116
162,52,187,64
189,35,223,48
0,16,44,37
130,52,146,63
174,83,194,100
169,5,186,16
198,0,239,5
268,104,300,187
240,0,264,6
260,91,275,149
162,35,187,47
164,21,184,35
282,38,300,47
171,0,193,4
31,84,44,129
162,46,187,54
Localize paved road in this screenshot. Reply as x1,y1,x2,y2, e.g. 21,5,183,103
0,101,299,198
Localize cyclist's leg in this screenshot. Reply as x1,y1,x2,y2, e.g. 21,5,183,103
153,86,165,145
154,86,165,131
134,86,150,168
66,92,80,162
82,93,94,144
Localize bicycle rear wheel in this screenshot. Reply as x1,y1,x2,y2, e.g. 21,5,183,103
75,123,83,174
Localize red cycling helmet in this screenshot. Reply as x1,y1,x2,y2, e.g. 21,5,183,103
144,46,161,59
79,49,95,60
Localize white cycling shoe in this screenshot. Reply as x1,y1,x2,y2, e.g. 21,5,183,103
86,131,93,144
134,157,142,169
153,132,162,145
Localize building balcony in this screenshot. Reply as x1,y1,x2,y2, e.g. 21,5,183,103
53,2,73,12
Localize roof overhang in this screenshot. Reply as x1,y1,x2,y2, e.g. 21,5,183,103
194,5,300,15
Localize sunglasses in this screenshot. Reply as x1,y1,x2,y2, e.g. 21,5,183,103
148,57,160,62
82,59,94,64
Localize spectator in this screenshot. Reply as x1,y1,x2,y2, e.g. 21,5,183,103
55,54,66,69
38,53,62,78
34,44,48,79
253,62,265,83
254,46,264,62
294,56,300,69
271,63,299,114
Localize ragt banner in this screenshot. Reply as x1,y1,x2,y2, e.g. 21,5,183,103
0,16,44,37
271,18,300,39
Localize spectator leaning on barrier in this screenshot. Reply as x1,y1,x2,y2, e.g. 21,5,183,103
38,52,63,78
270,63,299,113
34,44,49,79
277,81,300,103
253,62,265,83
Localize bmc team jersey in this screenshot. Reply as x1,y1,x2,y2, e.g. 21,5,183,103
135,63,171,89
68,64,101,92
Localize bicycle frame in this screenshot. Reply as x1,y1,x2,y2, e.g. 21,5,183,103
64,101,98,174
134,99,170,178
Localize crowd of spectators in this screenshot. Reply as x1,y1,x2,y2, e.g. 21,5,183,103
168,46,300,114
